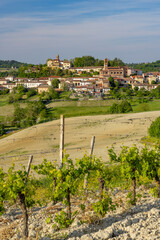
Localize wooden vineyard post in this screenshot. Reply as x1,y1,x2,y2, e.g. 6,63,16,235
20,155,33,239
90,136,95,156
60,115,65,168
25,155,33,184
84,136,95,190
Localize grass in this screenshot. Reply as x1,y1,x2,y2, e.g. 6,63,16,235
49,106,110,119
1,94,160,124
0,95,9,107
0,116,5,121
48,99,117,108
47,98,160,119
141,136,160,145
131,99,160,112
59,91,72,99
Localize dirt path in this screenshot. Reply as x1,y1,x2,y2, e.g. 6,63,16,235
0,111,159,170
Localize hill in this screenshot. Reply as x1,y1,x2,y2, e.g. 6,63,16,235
0,111,159,170
0,60,29,69
128,60,160,73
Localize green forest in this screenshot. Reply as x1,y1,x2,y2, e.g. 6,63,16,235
128,60,160,73
0,60,28,69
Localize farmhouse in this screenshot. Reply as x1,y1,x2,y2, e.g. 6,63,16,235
37,84,50,94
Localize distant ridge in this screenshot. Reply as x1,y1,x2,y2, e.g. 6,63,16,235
0,60,30,69
127,60,160,73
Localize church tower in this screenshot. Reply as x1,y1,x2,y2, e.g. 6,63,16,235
104,58,108,70
57,54,60,61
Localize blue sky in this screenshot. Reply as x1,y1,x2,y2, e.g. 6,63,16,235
0,0,160,64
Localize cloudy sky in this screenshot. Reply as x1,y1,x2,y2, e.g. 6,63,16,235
0,0,160,64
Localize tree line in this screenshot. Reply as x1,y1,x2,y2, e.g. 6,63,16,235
128,60,160,73
0,60,28,69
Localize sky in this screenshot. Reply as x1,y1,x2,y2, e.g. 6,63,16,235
0,0,160,64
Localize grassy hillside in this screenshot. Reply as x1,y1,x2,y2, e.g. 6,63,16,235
1,96,160,121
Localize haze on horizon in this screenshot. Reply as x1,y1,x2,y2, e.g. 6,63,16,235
0,0,160,65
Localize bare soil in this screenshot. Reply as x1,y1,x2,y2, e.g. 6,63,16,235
0,111,159,170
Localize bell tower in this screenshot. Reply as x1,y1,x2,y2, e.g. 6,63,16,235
57,54,60,61
104,58,108,70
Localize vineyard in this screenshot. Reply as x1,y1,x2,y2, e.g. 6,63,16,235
0,112,160,239
0,144,160,239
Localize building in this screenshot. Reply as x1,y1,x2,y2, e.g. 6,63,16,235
69,66,102,74
127,68,143,76
99,59,128,78
47,55,71,70
0,78,9,84
131,83,157,90
131,75,145,84
37,84,50,94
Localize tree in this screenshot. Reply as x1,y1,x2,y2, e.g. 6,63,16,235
0,88,9,95
134,86,139,92
12,100,47,128
118,100,133,113
60,82,68,91
26,89,37,98
12,104,26,127
73,56,96,67
17,84,27,94
109,101,132,114
108,76,115,89
109,58,125,67
48,86,59,99
152,85,160,98
109,103,119,113
51,78,60,88
148,117,160,138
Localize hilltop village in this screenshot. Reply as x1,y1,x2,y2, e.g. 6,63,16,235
0,55,159,96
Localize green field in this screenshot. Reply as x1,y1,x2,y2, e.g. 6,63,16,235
48,99,160,119
0,95,9,107
49,106,110,119
1,95,160,121
132,99,160,112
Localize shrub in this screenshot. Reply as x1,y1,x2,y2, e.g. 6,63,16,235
109,103,119,113
148,117,160,138
26,89,37,98
109,100,132,114
119,100,132,113
0,123,5,136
